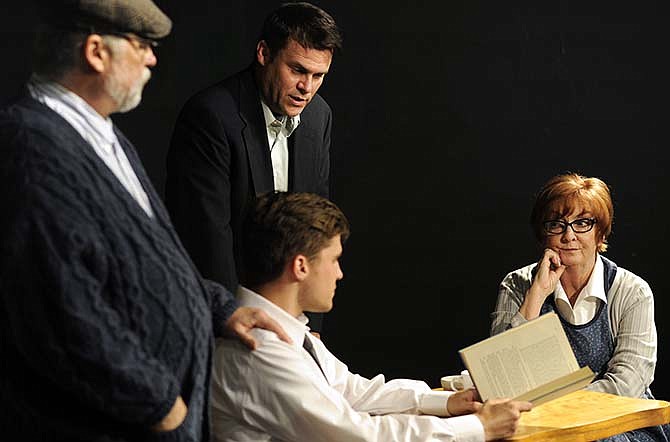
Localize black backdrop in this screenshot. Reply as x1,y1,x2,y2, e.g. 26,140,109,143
4,1,669,400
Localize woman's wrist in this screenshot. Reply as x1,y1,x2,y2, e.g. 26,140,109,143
520,289,545,320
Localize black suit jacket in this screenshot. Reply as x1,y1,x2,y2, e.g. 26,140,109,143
166,67,331,330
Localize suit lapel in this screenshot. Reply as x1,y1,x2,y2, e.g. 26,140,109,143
238,70,274,195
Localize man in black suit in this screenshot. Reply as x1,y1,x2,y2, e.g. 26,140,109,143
166,2,342,332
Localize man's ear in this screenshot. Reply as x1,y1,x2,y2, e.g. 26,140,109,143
83,34,109,73
256,40,271,66
291,254,310,281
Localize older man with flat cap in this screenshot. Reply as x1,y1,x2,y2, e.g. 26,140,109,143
0,1,289,441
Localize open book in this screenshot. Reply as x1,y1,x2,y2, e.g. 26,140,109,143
459,312,595,406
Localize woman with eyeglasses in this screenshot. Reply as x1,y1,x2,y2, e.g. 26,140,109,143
490,172,668,442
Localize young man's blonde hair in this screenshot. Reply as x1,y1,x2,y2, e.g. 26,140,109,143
241,192,349,287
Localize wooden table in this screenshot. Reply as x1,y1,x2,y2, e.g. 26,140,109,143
504,389,670,441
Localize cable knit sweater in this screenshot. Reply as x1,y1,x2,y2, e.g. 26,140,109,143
0,95,237,441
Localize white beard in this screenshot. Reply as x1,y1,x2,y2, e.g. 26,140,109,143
105,67,151,114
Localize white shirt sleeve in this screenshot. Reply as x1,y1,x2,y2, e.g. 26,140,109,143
490,266,534,335
586,271,657,397
212,332,484,442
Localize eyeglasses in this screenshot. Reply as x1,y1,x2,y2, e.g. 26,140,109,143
543,218,597,235
106,32,159,52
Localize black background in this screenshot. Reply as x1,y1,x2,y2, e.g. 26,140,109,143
4,1,669,400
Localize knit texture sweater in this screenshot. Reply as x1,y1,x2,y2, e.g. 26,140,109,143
0,95,237,441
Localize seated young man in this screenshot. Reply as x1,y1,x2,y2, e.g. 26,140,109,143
211,192,532,441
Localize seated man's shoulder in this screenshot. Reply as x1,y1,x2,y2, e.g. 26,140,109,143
215,328,292,358
213,330,300,385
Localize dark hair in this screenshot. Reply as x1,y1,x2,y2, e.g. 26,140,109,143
530,173,614,252
241,192,350,288
259,2,343,57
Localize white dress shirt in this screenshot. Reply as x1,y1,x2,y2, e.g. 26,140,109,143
261,100,300,192
27,76,154,218
212,286,485,442
554,256,607,325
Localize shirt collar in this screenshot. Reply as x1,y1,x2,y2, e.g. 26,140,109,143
554,254,608,304
260,99,300,138
27,74,119,148
236,286,310,350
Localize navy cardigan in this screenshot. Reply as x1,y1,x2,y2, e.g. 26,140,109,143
0,95,236,441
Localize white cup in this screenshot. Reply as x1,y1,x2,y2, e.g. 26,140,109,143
460,370,473,389
441,370,474,391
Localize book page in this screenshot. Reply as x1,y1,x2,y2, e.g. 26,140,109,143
459,313,581,401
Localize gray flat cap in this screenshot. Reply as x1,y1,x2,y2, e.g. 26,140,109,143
39,0,172,40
